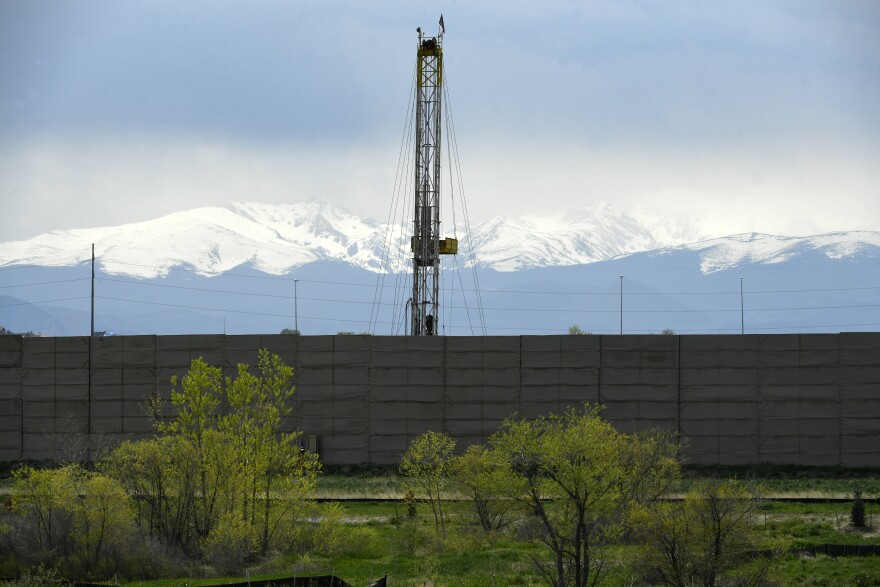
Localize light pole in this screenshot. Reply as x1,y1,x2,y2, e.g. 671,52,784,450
294,279,299,333
619,275,623,335
740,276,744,335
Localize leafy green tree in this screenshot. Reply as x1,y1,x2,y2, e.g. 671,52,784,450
11,465,135,576
400,431,456,533
489,404,680,587
222,350,319,554
103,435,200,551
631,479,782,587
163,358,232,544
568,325,589,335
105,350,319,559
68,469,136,574
452,444,519,533
11,465,76,554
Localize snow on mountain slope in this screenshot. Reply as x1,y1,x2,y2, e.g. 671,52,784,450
656,231,880,274
467,203,658,271
630,203,709,246
0,200,662,276
1,199,877,278
0,201,391,278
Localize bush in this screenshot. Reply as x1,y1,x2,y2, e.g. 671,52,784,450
400,431,456,533
202,512,253,575
1,563,68,587
336,525,384,558
452,444,519,533
851,489,866,528
9,464,136,579
311,502,346,556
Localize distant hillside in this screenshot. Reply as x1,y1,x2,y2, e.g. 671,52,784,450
1,201,878,336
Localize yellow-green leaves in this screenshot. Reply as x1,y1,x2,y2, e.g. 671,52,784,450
12,464,135,575
633,479,778,587
400,430,456,532
103,349,318,563
489,403,681,587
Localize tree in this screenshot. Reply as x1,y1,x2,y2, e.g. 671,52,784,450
452,444,519,533
68,469,136,575
11,465,135,576
280,328,300,335
632,479,782,587
103,435,200,552
400,431,456,533
568,325,589,335
162,358,231,545
222,350,320,554
660,329,676,335
11,465,76,554
489,404,680,587
104,350,319,558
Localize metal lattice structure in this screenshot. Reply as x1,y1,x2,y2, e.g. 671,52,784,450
411,27,456,335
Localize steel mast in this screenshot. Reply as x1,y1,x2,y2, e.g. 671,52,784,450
411,19,456,336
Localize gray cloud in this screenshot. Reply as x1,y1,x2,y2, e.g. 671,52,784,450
1,0,878,242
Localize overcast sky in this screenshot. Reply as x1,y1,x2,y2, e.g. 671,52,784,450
1,0,878,243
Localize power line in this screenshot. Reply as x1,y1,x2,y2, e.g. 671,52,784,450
67,260,880,296
88,278,880,314
0,278,91,289
94,295,391,325
95,296,295,319
0,296,90,308
101,277,295,299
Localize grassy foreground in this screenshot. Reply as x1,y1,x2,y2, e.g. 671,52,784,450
3,470,879,586
115,477,880,587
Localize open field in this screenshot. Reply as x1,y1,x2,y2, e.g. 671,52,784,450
4,469,876,587
310,467,880,501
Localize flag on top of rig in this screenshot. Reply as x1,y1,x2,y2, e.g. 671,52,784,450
439,14,445,36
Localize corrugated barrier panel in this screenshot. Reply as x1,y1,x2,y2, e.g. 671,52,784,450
0,333,877,466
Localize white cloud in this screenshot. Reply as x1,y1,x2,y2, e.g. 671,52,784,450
1,134,877,243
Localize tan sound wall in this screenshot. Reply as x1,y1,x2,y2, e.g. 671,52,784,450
0,333,877,466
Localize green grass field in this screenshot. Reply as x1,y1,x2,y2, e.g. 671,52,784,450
3,469,879,586
113,488,880,587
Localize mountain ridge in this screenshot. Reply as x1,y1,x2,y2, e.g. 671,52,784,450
2,199,876,279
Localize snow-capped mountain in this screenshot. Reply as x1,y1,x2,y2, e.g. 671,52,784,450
468,203,658,271
1,199,878,281
0,200,664,277
1,200,877,337
0,201,391,278
654,231,880,274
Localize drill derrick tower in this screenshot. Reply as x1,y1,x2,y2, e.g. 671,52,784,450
411,21,457,336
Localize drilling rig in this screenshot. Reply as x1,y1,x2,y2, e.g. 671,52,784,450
411,19,457,336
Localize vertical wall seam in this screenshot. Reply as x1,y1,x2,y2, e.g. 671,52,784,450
677,335,682,439
367,335,373,466
597,335,602,408
837,334,843,467
19,335,24,461
518,336,523,416
756,335,763,465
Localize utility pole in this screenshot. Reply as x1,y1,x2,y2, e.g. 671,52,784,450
89,244,94,451
619,275,623,335
740,276,744,335
410,19,457,335
91,244,95,337
294,279,299,333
